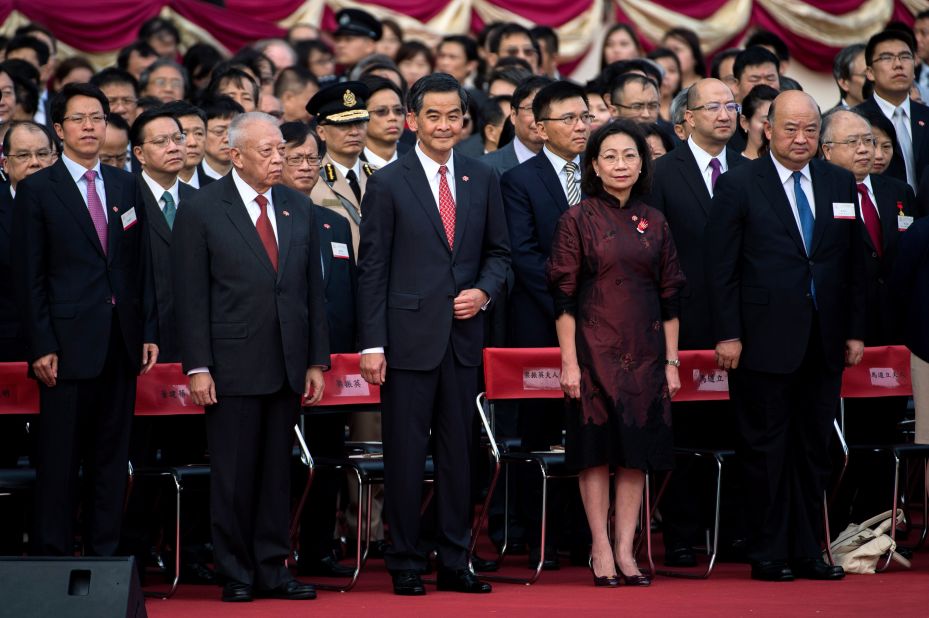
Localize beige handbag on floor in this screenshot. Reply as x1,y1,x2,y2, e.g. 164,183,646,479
826,509,912,574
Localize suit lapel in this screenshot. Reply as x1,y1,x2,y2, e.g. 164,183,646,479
272,187,292,281
403,154,450,252
809,161,833,256
725,147,747,170
910,102,929,162
221,177,276,277
872,176,902,253
758,157,807,256
102,166,130,264
319,214,334,287
451,153,473,258
533,153,570,214
51,160,106,257
676,146,712,215
140,180,172,245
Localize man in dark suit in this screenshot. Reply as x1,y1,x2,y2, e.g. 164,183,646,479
160,101,213,190
857,30,929,190
278,120,357,578
172,112,329,602
12,83,159,557
483,76,552,176
705,91,866,582
649,78,747,567
820,107,916,522
358,73,510,596
498,80,590,567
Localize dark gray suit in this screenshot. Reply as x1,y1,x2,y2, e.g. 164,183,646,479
481,141,519,177
172,173,329,589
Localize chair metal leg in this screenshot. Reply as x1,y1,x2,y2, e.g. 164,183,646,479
823,490,834,566
877,449,902,573
305,465,366,592
469,394,503,573
143,471,182,599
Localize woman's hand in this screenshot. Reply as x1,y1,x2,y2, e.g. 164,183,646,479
665,365,681,398
561,362,581,399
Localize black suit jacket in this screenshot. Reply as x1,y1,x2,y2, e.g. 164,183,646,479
0,185,24,359
649,144,746,350
12,159,157,378
705,156,866,374
861,175,915,345
482,142,520,177
171,175,330,395
139,179,197,362
357,150,510,370
196,162,219,186
315,205,357,353
857,97,929,187
891,215,929,361
500,151,573,346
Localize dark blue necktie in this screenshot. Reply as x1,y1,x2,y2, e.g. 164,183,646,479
792,171,816,306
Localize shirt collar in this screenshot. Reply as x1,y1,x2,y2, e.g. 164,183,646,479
61,153,103,184
415,142,454,178
512,137,536,164
141,170,180,205
769,152,811,185
329,156,361,179
687,138,727,173
231,168,271,208
873,92,911,119
363,147,396,169
542,145,580,174
859,174,874,194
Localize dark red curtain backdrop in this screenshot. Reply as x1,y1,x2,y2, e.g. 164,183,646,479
0,0,922,71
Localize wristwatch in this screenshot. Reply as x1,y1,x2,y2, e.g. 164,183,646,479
665,359,681,367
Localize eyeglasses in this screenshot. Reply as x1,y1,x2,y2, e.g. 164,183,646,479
516,104,534,114
369,105,405,118
538,113,595,126
598,152,641,165
99,153,128,167
152,77,184,89
502,46,537,57
0,87,14,99
872,52,914,65
144,132,187,148
251,144,287,158
285,154,322,167
107,96,137,107
615,102,660,113
823,134,875,148
8,149,53,163
62,113,107,125
689,102,741,114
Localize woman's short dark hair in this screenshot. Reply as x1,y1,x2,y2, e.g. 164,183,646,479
663,27,707,78
643,123,674,155
183,43,224,86
646,47,683,96
396,41,435,70
740,84,778,121
50,82,110,125
582,119,652,199
406,73,468,115
53,56,94,89
206,66,260,104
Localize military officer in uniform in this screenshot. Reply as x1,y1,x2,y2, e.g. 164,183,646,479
308,81,374,254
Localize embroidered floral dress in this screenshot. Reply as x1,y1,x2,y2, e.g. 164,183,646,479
547,192,686,471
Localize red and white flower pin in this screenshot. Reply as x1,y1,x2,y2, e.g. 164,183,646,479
282,210,290,217
462,175,469,182
636,218,649,234
323,223,331,229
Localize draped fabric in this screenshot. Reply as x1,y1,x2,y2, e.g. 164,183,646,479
0,0,924,78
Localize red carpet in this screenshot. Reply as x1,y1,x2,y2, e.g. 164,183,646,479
145,552,929,617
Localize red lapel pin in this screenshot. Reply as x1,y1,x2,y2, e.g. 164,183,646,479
112,207,118,212
920,120,926,127
282,210,290,217
323,223,331,229
462,175,469,182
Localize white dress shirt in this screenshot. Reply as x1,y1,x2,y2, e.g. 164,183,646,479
141,171,181,215
182,171,200,189
61,153,107,221
329,157,363,184
770,154,816,237
873,93,913,143
363,147,397,169
857,175,879,219
512,137,536,165
542,145,580,200
201,160,227,179
687,138,728,197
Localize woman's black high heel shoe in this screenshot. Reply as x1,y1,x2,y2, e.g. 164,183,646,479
616,563,652,587
589,557,620,587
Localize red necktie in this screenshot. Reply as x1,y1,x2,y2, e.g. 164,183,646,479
255,194,279,271
438,165,456,249
856,183,883,257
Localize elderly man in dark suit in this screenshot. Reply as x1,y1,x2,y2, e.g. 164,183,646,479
358,73,510,596
172,111,330,602
12,83,159,557
705,91,867,582
649,77,747,567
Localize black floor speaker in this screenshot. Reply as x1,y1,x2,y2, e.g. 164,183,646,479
0,556,147,618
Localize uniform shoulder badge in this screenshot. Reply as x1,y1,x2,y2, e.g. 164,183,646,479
362,162,374,176
324,163,336,183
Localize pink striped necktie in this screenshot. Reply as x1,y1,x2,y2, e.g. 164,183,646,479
84,169,108,255
438,165,456,249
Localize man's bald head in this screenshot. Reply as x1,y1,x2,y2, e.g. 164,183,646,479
765,91,822,171
684,78,737,152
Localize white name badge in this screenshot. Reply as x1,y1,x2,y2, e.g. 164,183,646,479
898,215,914,231
331,242,350,259
121,207,138,230
832,202,856,220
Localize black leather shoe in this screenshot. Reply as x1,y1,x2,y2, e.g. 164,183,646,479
221,581,253,602
471,555,499,572
260,579,317,600
436,568,492,593
528,547,560,570
299,555,356,578
180,561,217,585
664,546,697,568
392,570,426,596
750,561,794,582
791,558,845,580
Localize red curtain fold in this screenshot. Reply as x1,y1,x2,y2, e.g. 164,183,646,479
481,0,594,26
171,0,286,53
222,0,308,22
749,4,842,73
645,0,732,21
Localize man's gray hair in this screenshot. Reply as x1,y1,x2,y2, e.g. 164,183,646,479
671,87,689,126
820,107,871,148
227,111,281,148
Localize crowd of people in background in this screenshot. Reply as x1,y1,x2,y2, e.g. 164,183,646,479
0,7,928,603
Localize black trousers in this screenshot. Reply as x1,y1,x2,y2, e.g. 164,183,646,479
729,320,842,563
206,386,298,589
33,313,135,557
299,411,345,562
382,345,477,572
